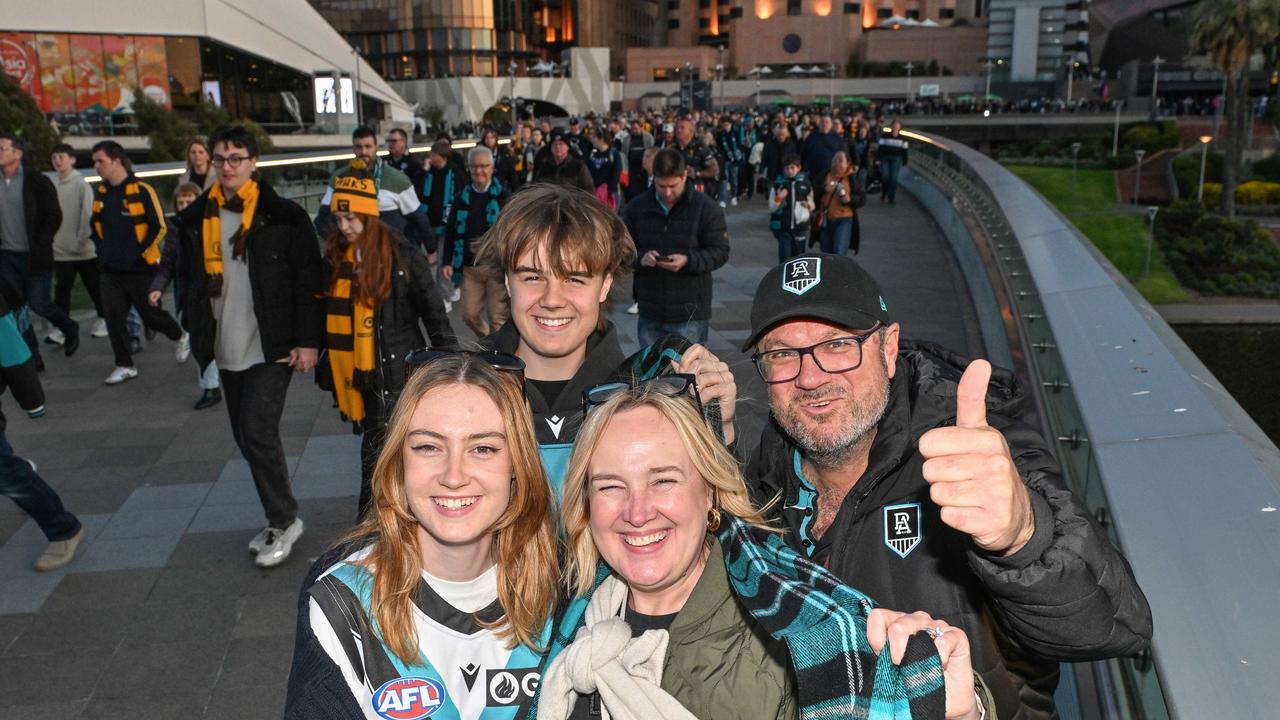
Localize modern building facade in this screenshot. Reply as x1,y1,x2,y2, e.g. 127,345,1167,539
309,0,659,81
650,0,989,82
2,0,413,133
985,0,1088,83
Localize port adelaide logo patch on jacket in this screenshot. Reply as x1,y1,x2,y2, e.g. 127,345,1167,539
884,502,922,558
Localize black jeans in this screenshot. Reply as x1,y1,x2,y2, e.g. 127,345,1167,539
0,251,79,359
221,362,298,529
100,270,183,367
54,259,104,317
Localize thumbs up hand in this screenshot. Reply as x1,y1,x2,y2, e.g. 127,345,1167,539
919,360,1035,556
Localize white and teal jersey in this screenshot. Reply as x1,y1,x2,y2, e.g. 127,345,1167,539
307,550,545,720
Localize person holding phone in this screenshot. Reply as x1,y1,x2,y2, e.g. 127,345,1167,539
621,149,729,347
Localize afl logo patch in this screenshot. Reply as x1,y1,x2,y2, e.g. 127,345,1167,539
372,676,446,719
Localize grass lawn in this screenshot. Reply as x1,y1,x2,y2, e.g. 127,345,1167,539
1006,165,1190,304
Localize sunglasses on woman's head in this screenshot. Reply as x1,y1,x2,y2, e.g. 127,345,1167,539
580,373,701,416
403,348,526,385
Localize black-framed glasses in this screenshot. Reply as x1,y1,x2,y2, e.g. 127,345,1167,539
581,374,700,415
210,154,250,168
404,349,526,385
751,324,882,384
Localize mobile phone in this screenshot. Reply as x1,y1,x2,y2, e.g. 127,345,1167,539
657,253,674,262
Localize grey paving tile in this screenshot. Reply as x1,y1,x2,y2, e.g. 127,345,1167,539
83,694,206,720
116,483,213,513
0,613,33,654
94,638,227,701
1,512,110,548
203,679,286,720
232,591,300,640
1,699,90,719
81,444,168,467
188,502,268,534
292,456,360,499
129,597,239,645
3,605,133,657
98,506,197,541
214,635,295,687
41,568,162,612
54,485,136,515
301,434,362,457
204,458,299,506
0,646,111,705
140,460,226,486
69,534,181,573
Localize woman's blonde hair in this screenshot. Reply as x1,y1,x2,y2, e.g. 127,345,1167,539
560,388,774,598
344,354,559,663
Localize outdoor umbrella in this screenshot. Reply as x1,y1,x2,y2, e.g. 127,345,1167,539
841,96,872,105
811,97,830,104
787,65,807,74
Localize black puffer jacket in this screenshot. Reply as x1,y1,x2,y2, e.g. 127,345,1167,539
620,183,729,323
173,180,326,369
11,169,62,274
326,236,457,430
745,340,1152,720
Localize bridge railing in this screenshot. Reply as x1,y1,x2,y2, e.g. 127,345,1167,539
901,130,1280,719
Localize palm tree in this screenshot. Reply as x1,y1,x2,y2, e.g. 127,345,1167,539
1190,0,1280,218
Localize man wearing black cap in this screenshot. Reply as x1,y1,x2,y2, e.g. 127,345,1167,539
742,253,1152,720
532,129,594,192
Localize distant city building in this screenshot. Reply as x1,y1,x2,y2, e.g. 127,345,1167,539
638,0,988,81
308,0,658,80
985,0,1088,83
2,0,413,132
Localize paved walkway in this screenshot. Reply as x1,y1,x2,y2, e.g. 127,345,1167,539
0,190,980,719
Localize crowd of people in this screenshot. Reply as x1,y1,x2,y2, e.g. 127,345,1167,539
0,106,1152,720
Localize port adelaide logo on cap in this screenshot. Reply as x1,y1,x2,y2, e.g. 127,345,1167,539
782,257,821,296
372,676,446,719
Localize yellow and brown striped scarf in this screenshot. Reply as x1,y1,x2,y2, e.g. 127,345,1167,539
326,244,377,424
202,179,260,298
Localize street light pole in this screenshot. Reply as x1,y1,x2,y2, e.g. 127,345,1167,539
1112,100,1122,157
1071,142,1081,191
1197,134,1212,205
830,64,835,108
982,59,994,107
352,47,363,126
1150,55,1165,121
1143,206,1159,277
1133,148,1146,205
905,61,915,104
1065,60,1075,104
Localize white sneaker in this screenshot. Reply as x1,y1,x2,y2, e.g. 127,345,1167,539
449,286,461,303
254,518,304,568
731,197,738,206
90,318,109,338
627,302,639,315
175,331,191,363
44,329,65,345
719,200,727,208
104,366,138,385
247,527,273,554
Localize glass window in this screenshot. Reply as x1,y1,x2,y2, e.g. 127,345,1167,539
386,33,400,52
432,29,449,49
474,56,493,76
475,29,492,49
414,30,427,50
455,55,472,75
452,28,471,49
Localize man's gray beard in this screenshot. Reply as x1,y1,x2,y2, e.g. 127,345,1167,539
775,357,892,471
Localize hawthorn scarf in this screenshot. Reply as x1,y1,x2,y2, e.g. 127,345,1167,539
325,244,376,425
202,178,260,298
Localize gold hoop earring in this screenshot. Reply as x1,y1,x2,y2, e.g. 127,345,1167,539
706,507,721,533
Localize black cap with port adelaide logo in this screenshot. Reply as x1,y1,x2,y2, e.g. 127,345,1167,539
742,253,892,351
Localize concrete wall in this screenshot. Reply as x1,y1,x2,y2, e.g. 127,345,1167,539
624,47,720,84
392,47,613,126
621,75,984,104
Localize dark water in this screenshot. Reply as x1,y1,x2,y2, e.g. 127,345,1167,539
1173,324,1280,444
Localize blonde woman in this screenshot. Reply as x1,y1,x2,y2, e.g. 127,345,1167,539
540,385,989,720
286,352,582,720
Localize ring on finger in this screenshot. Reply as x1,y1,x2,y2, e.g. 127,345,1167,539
924,626,947,639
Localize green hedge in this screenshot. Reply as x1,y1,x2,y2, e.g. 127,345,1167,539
1157,207,1280,298
992,121,1179,168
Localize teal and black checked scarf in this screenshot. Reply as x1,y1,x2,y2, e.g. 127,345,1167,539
720,515,948,720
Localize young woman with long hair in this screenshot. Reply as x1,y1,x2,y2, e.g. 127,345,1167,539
286,353,572,719
319,172,456,519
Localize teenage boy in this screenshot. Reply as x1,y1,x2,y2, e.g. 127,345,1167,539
49,144,107,342
476,183,737,488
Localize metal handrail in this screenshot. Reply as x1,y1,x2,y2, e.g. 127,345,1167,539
904,130,1280,719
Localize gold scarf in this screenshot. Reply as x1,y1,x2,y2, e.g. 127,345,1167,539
202,179,260,298
326,244,377,425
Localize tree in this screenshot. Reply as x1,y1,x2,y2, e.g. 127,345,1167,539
0,71,59,171
1190,0,1280,218
132,96,199,162
190,99,276,154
